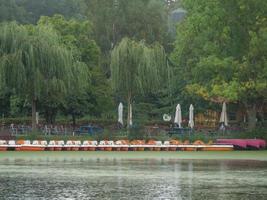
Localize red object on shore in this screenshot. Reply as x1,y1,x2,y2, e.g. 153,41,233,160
0,147,7,151
216,139,266,149
246,139,266,149
18,146,45,151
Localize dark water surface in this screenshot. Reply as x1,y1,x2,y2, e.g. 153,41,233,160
0,152,267,200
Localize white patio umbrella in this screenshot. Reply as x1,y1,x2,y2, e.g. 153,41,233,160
36,112,39,125
188,104,194,129
174,104,182,128
220,102,228,126
118,102,123,125
129,103,133,126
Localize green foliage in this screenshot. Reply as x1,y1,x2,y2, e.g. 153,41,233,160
0,0,86,24
38,14,99,67
0,1,174,127
87,0,169,51
86,0,172,75
26,0,86,23
0,0,265,135
111,37,168,126
111,38,167,98
36,15,113,123
9,95,27,117
0,0,28,23
0,23,73,98
0,22,88,127
171,0,267,129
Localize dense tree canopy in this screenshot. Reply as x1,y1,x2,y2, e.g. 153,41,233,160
37,15,113,125
0,0,86,24
111,38,168,127
87,0,169,51
0,0,266,132
85,0,172,75
0,0,28,23
0,22,88,128
171,0,267,129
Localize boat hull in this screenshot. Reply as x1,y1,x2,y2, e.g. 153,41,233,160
114,147,121,151
47,147,55,151
147,147,161,151
0,147,7,151
105,147,113,151
168,147,177,151
72,147,79,151
137,147,145,151
98,147,113,151
120,147,128,151
16,146,45,151
202,147,233,151
64,147,72,151
81,147,96,151
161,147,169,151
153,147,161,151
88,147,96,151
184,147,196,151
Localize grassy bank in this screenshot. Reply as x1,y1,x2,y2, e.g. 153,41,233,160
0,151,267,161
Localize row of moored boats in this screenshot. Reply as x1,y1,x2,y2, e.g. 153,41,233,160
0,139,234,151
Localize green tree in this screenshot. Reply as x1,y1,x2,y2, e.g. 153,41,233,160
0,0,28,23
171,0,267,129
0,0,86,24
87,0,169,49
111,38,167,128
18,0,86,23
38,15,113,123
62,61,89,128
86,0,170,74
0,22,85,129
38,15,99,68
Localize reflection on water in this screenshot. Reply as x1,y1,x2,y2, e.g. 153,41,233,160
0,157,267,200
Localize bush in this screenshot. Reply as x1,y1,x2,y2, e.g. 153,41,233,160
128,126,145,140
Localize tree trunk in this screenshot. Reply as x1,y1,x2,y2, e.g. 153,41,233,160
246,104,257,130
72,114,76,131
32,98,37,131
50,109,57,125
127,92,132,129
52,113,56,125
44,110,51,124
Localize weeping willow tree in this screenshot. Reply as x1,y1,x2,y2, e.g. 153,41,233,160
111,37,167,128
63,60,90,128
0,22,85,129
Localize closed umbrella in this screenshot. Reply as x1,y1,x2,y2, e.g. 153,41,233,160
188,104,194,129
220,102,228,126
36,112,39,125
129,103,133,126
174,104,182,128
118,103,123,125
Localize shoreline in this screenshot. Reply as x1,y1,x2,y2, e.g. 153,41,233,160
0,151,267,161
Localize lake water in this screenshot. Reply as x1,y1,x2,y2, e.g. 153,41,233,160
0,152,267,200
